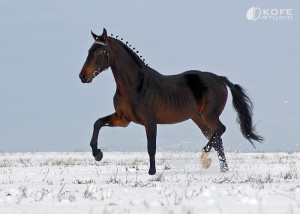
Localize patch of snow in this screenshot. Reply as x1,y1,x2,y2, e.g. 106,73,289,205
0,152,299,214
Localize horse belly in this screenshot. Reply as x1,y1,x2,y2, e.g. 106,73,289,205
157,104,198,124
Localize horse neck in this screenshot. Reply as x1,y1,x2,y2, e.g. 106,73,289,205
108,38,143,94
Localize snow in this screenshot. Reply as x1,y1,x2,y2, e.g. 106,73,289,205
0,152,300,214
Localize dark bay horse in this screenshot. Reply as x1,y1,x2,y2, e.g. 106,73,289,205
79,28,263,175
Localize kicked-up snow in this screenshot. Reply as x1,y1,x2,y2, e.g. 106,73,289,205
0,152,300,214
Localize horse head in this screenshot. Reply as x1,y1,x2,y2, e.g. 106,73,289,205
79,28,110,83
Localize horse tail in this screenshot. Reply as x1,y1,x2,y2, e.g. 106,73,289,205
219,76,263,147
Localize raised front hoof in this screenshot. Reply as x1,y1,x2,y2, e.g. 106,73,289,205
201,152,212,169
93,150,103,161
148,168,156,175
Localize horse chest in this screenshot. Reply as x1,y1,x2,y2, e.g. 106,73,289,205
113,94,144,124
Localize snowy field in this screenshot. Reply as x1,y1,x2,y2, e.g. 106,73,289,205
1,152,300,214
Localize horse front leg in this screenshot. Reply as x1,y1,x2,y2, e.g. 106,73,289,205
90,113,130,161
145,120,157,175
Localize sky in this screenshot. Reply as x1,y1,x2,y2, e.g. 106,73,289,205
0,0,299,152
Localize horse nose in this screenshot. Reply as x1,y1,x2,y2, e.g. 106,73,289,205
80,74,87,83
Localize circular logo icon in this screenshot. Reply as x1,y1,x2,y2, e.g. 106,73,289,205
246,7,261,21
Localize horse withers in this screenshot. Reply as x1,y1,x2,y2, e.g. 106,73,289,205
79,28,263,175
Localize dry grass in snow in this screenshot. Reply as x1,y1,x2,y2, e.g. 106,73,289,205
0,152,300,214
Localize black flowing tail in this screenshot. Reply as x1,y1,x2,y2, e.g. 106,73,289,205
220,76,263,147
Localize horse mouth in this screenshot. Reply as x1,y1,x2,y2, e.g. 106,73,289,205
87,70,100,83
85,74,95,83
80,78,92,84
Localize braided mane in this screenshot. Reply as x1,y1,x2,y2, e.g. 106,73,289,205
111,37,146,68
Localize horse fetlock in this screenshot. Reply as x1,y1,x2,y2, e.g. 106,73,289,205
201,151,212,169
90,140,97,148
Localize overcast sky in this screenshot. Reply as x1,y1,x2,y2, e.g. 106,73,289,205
0,1,299,152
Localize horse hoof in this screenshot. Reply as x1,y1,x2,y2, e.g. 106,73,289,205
148,168,156,175
201,151,212,169
94,150,103,161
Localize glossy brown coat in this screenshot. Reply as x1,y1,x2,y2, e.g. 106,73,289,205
79,29,263,174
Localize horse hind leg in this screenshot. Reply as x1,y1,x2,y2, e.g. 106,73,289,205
192,114,229,172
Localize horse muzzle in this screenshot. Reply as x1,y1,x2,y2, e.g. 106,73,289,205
79,74,88,83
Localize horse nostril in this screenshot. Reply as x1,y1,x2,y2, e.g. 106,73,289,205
80,74,87,83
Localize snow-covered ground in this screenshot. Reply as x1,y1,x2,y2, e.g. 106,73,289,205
0,152,299,214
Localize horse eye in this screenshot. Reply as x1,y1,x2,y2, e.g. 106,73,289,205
94,50,99,55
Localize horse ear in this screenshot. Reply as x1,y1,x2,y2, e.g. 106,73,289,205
91,30,98,40
101,28,107,41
